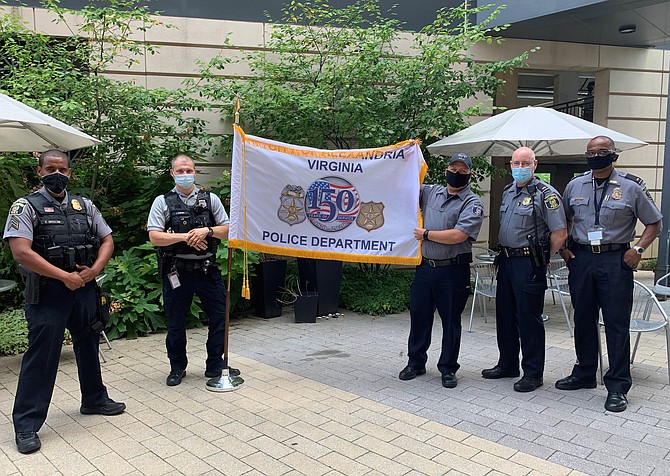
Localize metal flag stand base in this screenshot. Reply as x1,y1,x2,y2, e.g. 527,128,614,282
206,370,244,392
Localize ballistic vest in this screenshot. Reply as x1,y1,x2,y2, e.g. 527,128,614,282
162,190,219,258
25,192,99,270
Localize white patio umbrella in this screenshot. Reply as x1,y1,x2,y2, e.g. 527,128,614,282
0,92,101,152
427,106,647,157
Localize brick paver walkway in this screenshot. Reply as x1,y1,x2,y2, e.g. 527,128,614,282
0,271,667,475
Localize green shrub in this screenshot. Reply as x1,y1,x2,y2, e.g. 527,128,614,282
103,242,258,339
340,266,414,315
0,308,28,356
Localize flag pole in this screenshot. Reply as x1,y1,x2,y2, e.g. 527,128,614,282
206,95,245,392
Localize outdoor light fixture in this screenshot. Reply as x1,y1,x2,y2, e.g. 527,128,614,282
619,24,636,34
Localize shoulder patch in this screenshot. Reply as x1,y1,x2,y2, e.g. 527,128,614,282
9,200,27,216
544,193,560,210
472,204,483,217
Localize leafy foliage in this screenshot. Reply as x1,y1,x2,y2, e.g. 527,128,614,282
202,0,529,188
0,308,28,356
340,265,414,315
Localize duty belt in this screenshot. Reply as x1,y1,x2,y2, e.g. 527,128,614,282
571,242,629,254
422,253,472,267
499,246,532,258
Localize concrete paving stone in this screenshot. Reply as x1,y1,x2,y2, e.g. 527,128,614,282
126,450,177,476
282,434,332,459
356,451,412,476
119,420,161,442
425,434,480,459
431,451,491,476
318,451,373,476
11,451,59,475
585,450,655,476
606,433,669,459
447,408,496,428
248,434,295,459
163,450,218,476
318,420,366,443
279,451,333,476
548,452,611,476
352,420,402,443
87,450,138,475
354,434,405,459
250,420,299,443
140,434,185,459
587,418,646,441
394,450,455,476
470,452,533,476
498,434,555,460
320,434,370,460
489,421,542,443
534,435,593,459
105,434,150,460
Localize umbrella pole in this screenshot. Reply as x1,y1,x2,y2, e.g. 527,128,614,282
206,246,244,392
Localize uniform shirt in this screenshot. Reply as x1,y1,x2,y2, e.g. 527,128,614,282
498,177,567,248
564,168,662,245
146,186,230,233
3,187,112,242
420,184,484,260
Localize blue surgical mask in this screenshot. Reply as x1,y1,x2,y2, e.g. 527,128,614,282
511,167,532,184
174,174,195,188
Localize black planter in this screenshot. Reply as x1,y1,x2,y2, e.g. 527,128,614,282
294,293,319,323
251,260,287,318
297,258,343,315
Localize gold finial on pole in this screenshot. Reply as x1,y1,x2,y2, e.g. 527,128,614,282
234,95,241,126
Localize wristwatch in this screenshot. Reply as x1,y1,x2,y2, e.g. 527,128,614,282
207,227,214,238
423,229,430,241
633,245,645,255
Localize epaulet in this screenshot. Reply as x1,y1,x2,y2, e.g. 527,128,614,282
503,182,514,191
569,171,589,182
535,180,551,194
622,172,646,187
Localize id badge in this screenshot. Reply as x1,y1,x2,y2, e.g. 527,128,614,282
587,227,604,246
167,271,181,289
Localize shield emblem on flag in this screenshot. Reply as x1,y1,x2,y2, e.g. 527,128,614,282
277,185,307,225
356,201,385,231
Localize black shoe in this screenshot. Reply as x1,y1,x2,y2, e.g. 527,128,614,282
166,369,186,386
205,367,241,378
398,365,426,381
15,432,41,454
441,372,457,388
513,376,543,393
481,365,520,379
605,392,628,412
80,398,126,416
554,375,597,390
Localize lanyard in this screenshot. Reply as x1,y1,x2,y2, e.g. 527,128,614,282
592,179,610,226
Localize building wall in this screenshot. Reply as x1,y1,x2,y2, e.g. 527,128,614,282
5,6,667,254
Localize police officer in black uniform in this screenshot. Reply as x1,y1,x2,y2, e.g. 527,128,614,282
557,136,662,412
482,147,567,392
399,153,484,388
148,154,239,386
3,150,125,455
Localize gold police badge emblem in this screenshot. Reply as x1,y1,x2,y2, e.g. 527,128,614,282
611,187,622,200
71,199,82,211
356,201,384,231
521,196,532,206
278,185,306,225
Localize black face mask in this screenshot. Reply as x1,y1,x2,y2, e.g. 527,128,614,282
41,172,70,195
587,153,614,171
446,171,470,189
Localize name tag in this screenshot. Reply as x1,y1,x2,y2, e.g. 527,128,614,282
167,271,181,289
587,228,603,245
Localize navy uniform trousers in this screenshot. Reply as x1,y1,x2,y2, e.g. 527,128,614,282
494,255,547,378
407,262,470,375
163,267,226,374
13,279,108,433
567,248,633,393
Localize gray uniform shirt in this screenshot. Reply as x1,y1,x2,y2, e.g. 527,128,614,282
498,177,567,248
146,187,230,233
564,168,662,244
420,184,484,260
3,187,112,241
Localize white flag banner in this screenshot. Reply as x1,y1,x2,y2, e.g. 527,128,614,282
229,125,427,265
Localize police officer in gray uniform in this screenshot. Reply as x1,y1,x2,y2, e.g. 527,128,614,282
482,147,567,392
399,153,484,388
148,154,239,387
557,135,662,412
3,150,125,455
